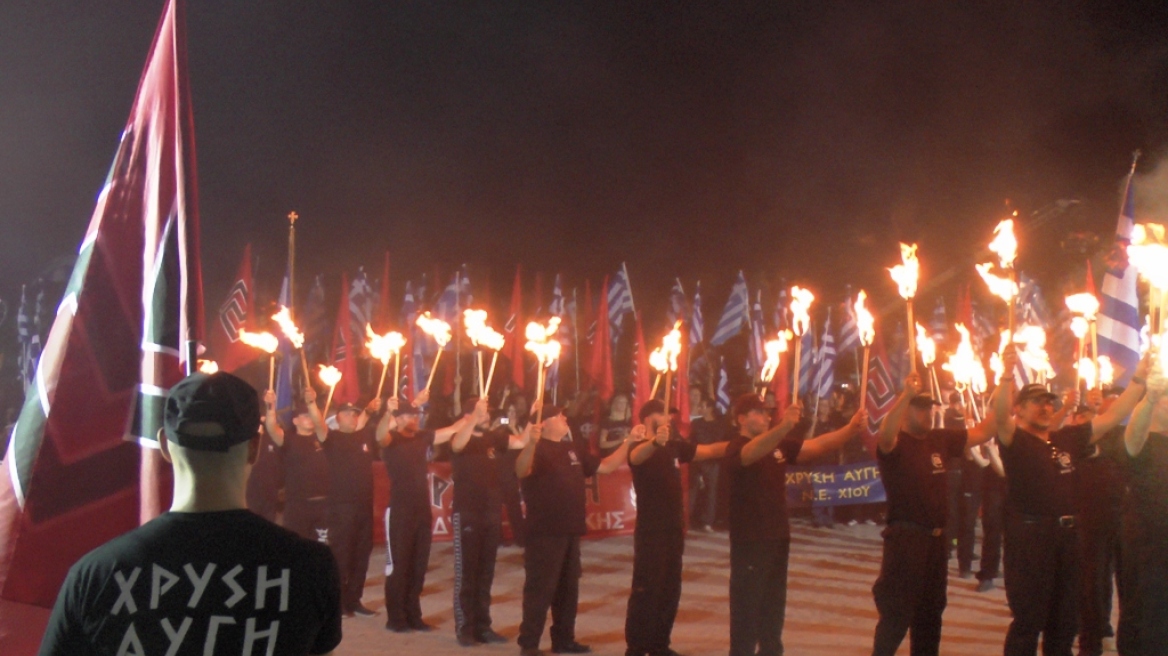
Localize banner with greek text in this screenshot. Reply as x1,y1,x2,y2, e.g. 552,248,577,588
785,462,885,507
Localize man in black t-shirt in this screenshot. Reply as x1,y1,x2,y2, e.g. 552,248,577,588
374,392,469,632
993,346,1148,656
724,393,865,656
246,427,284,522
442,397,525,646
687,394,726,531
624,400,727,656
1119,380,1168,654
514,403,632,655
263,387,331,543
40,372,342,656
321,398,381,618
870,373,996,656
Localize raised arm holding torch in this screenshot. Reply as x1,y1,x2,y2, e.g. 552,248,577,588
318,364,342,416
758,331,790,400
525,317,562,423
888,243,920,372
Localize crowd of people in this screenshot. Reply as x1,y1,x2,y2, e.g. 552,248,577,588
35,340,1168,656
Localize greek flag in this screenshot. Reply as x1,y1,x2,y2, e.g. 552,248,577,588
716,357,731,415
798,328,815,398
608,264,635,343
837,286,860,356
749,292,765,378
690,282,704,347
1097,172,1141,384
710,271,748,346
814,310,837,398
667,278,686,325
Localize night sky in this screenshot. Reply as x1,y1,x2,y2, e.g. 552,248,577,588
4,1,1168,328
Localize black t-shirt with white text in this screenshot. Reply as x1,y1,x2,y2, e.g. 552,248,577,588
1002,422,1093,517
39,510,341,656
380,431,435,510
629,437,698,533
878,429,967,529
324,426,377,503
281,431,330,502
725,431,804,542
521,436,600,537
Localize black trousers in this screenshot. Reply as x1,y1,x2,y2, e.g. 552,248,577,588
1077,511,1120,656
977,474,1006,582
729,538,790,656
383,503,432,628
625,529,684,655
453,512,501,638
871,523,948,656
519,534,582,650
1117,520,1168,655
284,497,330,543
945,467,962,556
329,499,374,612
1003,512,1079,656
956,484,982,574
688,461,719,527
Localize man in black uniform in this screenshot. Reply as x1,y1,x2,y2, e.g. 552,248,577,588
624,400,727,656
263,386,331,543
515,403,631,656
374,391,471,632
40,372,342,656
1119,378,1168,654
245,422,283,523
992,346,1148,656
725,394,865,656
687,394,725,531
322,398,382,618
445,397,525,646
870,373,996,656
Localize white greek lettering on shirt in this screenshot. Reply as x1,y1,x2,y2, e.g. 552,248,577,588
151,564,180,609
160,617,192,656
204,615,237,656
222,564,246,608
112,567,141,615
116,624,145,656
183,563,216,608
255,566,290,612
242,617,280,656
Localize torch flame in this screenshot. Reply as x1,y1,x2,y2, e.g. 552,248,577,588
975,263,1019,303
1069,317,1090,340
238,329,279,354
1077,357,1098,391
1013,325,1054,381
759,331,792,383
941,324,979,388
1098,356,1114,387
271,306,304,349
988,218,1018,269
416,312,452,348
478,327,505,352
854,290,875,347
887,243,920,299
197,360,219,374
463,309,489,346
318,364,342,387
366,325,406,364
524,318,562,367
1065,293,1100,319
789,286,815,336
916,323,936,367
1129,224,1168,290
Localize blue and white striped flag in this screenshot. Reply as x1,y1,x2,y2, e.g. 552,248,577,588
667,278,686,325
690,282,704,347
1098,172,1142,384
837,286,860,356
710,271,748,346
608,264,635,344
749,291,765,378
349,267,374,346
548,274,565,390
798,328,815,397
929,297,948,344
814,310,837,398
1017,273,1052,330
16,285,38,391
716,357,731,415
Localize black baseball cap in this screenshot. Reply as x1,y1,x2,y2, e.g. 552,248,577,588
908,394,941,409
164,372,261,452
1015,383,1058,405
393,401,419,417
335,402,361,414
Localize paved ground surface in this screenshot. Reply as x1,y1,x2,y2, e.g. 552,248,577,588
333,519,1066,656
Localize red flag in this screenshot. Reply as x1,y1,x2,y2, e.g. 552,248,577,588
0,0,202,647
956,283,974,330
377,251,391,331
507,266,525,390
588,276,613,401
207,244,256,372
331,273,360,405
862,329,899,456
633,315,652,416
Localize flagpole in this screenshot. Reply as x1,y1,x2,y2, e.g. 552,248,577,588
287,211,300,386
